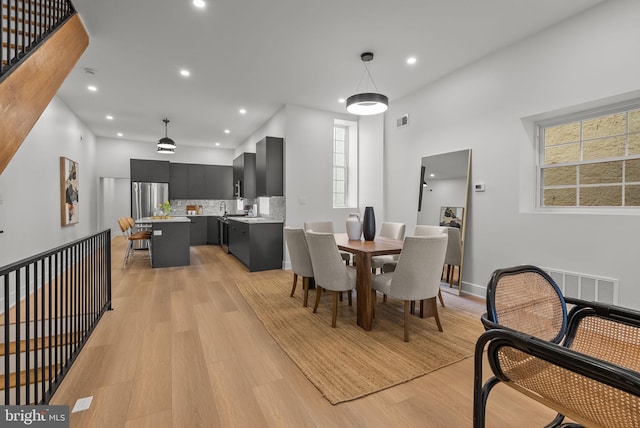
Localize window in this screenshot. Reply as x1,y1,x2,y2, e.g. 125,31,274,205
333,125,348,207
538,105,640,208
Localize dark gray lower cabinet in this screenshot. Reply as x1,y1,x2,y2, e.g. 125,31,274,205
188,216,207,245
228,220,283,272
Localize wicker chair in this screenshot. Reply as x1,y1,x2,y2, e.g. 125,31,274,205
473,265,640,428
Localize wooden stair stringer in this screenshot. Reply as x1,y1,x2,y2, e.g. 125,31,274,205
0,13,89,174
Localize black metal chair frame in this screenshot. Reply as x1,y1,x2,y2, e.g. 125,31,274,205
473,265,640,428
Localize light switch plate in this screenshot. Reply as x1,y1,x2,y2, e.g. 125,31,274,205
153,230,162,236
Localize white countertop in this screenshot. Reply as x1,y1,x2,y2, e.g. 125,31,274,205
227,217,283,224
136,216,192,223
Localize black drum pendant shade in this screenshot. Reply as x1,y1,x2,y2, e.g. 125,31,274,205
157,118,176,151
346,52,388,115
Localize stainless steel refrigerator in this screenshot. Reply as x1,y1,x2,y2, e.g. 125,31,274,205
131,182,169,248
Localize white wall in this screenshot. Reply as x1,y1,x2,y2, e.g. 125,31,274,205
0,97,98,267
235,107,286,156
384,0,640,307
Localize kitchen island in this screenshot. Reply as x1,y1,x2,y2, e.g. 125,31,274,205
136,216,191,268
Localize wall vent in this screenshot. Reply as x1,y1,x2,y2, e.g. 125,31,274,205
543,267,618,305
396,114,409,128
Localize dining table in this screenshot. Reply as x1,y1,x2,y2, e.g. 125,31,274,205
334,233,404,331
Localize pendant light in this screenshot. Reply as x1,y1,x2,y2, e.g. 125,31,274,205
346,52,388,115
157,118,176,153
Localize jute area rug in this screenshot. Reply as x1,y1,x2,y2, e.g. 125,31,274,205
236,277,485,404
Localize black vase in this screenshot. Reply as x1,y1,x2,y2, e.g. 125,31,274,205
362,206,376,241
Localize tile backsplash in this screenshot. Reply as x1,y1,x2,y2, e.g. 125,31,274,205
170,197,285,221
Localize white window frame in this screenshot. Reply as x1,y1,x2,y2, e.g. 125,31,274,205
535,100,640,212
333,120,358,208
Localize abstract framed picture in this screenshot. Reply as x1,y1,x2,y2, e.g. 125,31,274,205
439,206,463,229
60,157,79,226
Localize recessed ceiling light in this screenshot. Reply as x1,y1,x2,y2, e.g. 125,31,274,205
239,108,246,114
117,133,123,137
180,69,190,77
407,57,417,65
430,173,435,177
215,142,220,146
224,129,230,134
87,85,97,92
106,115,114,120
193,0,206,8
338,98,346,103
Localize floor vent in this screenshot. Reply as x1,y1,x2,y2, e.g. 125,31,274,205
543,267,618,305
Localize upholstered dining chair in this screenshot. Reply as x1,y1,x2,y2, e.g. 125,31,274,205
117,217,151,269
382,224,448,307
444,227,462,288
305,231,357,328
303,221,351,265
371,222,406,273
283,227,315,307
371,234,448,341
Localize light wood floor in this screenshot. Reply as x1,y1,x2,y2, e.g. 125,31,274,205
49,237,557,427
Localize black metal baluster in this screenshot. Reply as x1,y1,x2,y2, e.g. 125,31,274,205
64,248,68,367
53,252,58,386
39,258,45,404
25,264,31,405
47,255,53,393
15,268,21,404
4,274,10,405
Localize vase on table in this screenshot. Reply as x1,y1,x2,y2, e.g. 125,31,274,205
346,213,362,240
362,206,376,241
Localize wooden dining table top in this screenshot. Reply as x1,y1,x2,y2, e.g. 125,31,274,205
334,233,403,256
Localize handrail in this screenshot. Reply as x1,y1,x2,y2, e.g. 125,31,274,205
1,229,111,405
1,0,76,83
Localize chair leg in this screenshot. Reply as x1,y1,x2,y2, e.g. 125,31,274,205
431,297,443,332
290,273,298,297
372,293,376,319
449,265,454,287
302,277,310,307
339,292,343,302
331,291,339,328
403,300,411,342
313,287,323,313
383,294,387,303
438,289,445,307
347,289,352,306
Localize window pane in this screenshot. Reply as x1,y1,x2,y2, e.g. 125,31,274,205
545,143,580,164
579,161,622,184
629,133,640,155
335,193,345,207
582,112,626,140
334,140,345,153
543,166,576,186
335,127,345,140
545,122,580,146
626,184,640,206
626,158,640,182
334,153,345,167
544,188,576,206
335,168,345,181
630,109,640,133
583,135,626,160
580,186,622,206
334,180,344,193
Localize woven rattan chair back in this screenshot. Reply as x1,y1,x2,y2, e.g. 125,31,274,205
485,265,567,344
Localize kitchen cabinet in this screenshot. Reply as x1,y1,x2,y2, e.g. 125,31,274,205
255,137,284,196
188,216,208,245
130,159,170,183
233,153,256,199
170,163,233,199
207,216,220,245
228,219,283,272
204,166,233,199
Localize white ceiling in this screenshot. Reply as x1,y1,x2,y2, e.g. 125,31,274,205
57,0,604,150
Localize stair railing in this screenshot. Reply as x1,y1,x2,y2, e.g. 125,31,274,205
1,0,76,82
0,229,111,405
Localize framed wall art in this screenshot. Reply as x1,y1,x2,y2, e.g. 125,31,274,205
60,157,79,226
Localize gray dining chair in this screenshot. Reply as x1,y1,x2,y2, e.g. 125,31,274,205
371,222,406,273
305,231,357,328
371,234,448,341
284,227,314,307
303,221,352,265
444,227,462,288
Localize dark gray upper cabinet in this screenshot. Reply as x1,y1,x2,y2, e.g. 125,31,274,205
256,137,283,196
169,163,189,199
233,153,256,199
170,163,233,199
205,165,233,199
130,159,170,183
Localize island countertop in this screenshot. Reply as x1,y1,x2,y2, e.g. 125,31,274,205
227,217,283,224
136,216,192,223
